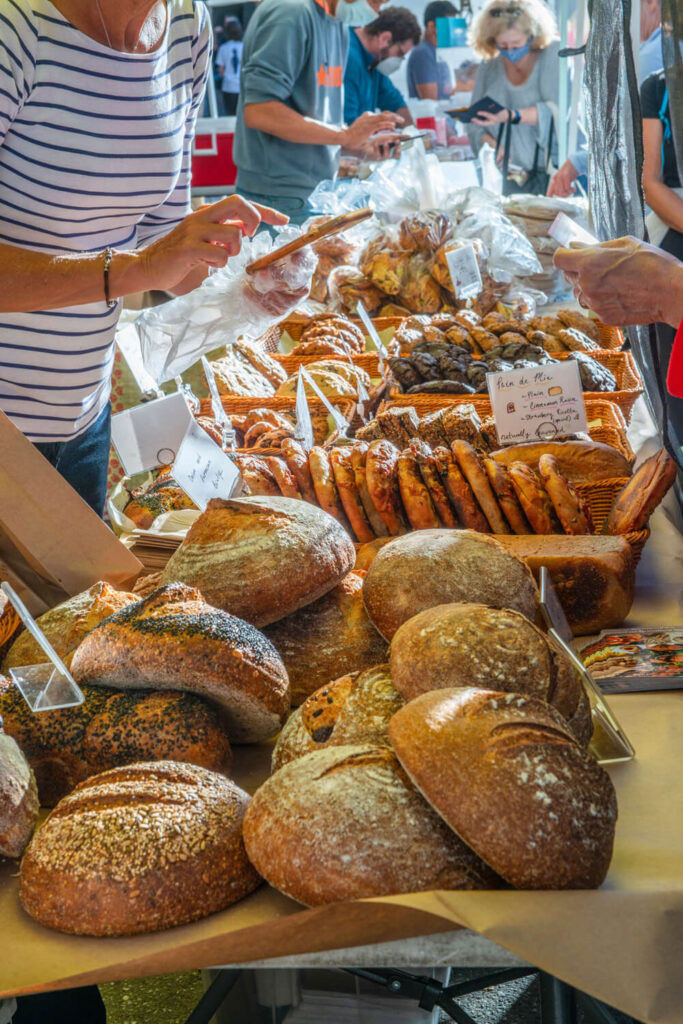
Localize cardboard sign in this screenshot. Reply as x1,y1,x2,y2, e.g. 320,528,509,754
172,419,243,512
486,360,588,445
111,392,193,476
548,212,598,247
445,244,482,300
294,371,315,451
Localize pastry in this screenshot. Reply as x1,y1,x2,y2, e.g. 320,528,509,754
483,458,530,534
603,448,678,534
433,447,489,531
508,462,558,534
491,440,632,483
558,328,601,352
309,446,353,532
233,455,281,497
410,440,458,527
539,454,593,534
397,451,441,530
330,447,375,543
567,351,617,392
351,442,389,538
556,309,602,343
266,456,302,499
365,440,408,536
280,438,318,504
451,440,508,533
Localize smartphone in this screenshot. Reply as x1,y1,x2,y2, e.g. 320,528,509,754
447,96,505,123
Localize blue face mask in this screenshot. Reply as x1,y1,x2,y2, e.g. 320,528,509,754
497,38,532,62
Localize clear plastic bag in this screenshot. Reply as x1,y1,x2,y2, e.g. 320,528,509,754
135,228,316,384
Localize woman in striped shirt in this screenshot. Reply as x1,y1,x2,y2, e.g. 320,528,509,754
0,0,284,514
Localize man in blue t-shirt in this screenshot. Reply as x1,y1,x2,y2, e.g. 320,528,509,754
344,7,420,125
406,0,459,101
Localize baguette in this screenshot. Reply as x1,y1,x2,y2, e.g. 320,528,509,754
491,440,632,483
452,440,508,533
603,448,677,534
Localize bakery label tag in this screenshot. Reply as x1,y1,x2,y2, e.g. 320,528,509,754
294,371,315,451
173,419,243,511
445,244,482,300
111,391,193,475
486,360,588,445
548,211,598,247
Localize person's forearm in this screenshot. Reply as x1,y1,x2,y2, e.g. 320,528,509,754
518,105,539,126
416,82,438,101
643,180,683,235
397,106,414,127
243,101,345,145
666,262,683,327
0,243,147,314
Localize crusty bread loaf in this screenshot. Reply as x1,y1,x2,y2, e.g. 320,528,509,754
70,583,289,744
161,496,355,626
2,582,137,672
243,744,501,906
263,572,388,705
20,761,261,935
491,440,632,484
603,448,677,534
0,731,39,858
0,676,232,806
354,538,393,572
495,534,634,635
272,665,404,771
388,688,617,889
363,531,538,640
389,604,591,745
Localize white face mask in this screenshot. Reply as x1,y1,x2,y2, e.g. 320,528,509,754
374,55,403,75
335,0,378,26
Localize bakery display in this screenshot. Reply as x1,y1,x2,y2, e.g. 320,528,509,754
243,744,501,906
0,677,233,806
490,439,633,483
362,530,538,640
123,471,197,529
271,664,403,771
19,762,261,936
263,572,388,705
161,496,355,626
603,449,678,534
388,688,617,889
0,730,39,858
70,583,290,744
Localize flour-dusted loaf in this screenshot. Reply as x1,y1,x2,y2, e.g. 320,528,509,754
363,531,538,640
0,677,232,806
0,731,39,858
272,665,404,772
70,584,289,743
263,572,388,705
389,688,617,889
161,496,355,626
243,744,500,906
389,604,591,745
2,582,137,671
20,761,261,935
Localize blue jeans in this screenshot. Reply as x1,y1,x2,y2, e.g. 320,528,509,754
33,404,111,518
236,188,316,230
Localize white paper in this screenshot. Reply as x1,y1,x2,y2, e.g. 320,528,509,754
300,366,349,435
111,392,193,475
486,361,588,445
172,419,243,512
115,323,162,396
445,244,483,300
294,371,315,451
548,212,598,247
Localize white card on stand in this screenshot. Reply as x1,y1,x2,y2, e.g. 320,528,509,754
446,244,483,300
548,212,598,247
486,361,587,445
111,391,192,475
172,419,243,511
294,371,315,451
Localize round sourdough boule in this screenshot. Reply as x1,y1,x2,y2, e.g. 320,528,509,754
161,496,355,627
388,688,617,889
19,761,261,936
263,572,388,705
70,583,290,744
0,732,39,858
389,603,590,745
244,744,501,905
271,665,404,772
363,530,538,640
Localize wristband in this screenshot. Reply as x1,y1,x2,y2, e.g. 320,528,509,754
512,109,521,124
103,247,115,309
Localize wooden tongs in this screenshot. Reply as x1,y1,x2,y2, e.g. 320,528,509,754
245,207,374,274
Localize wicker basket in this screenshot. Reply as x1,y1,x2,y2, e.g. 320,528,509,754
273,351,381,377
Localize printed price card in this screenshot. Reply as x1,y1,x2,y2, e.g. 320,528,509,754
445,244,482,300
294,371,315,451
111,391,193,475
173,419,243,511
548,212,598,247
486,360,587,445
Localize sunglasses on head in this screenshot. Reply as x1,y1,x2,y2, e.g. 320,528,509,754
491,6,523,15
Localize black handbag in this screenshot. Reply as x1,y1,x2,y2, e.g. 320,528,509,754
496,116,555,196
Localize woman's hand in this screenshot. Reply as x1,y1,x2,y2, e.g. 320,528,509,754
472,108,510,127
138,196,289,292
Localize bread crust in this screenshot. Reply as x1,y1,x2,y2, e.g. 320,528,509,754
539,454,593,534
233,455,281,497
351,442,389,537
309,446,352,532
0,732,38,858
280,438,318,504
266,456,302,499
330,447,375,542
603,448,677,534
491,441,633,484
452,440,509,533
397,452,441,530
483,459,531,534
508,463,557,534
365,441,408,536
433,447,488,531
411,440,458,527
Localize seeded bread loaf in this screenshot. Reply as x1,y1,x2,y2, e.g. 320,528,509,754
161,496,355,626
263,572,387,705
0,677,232,806
388,688,617,889
0,731,39,858
20,761,261,935
363,530,538,640
70,583,289,743
243,744,501,906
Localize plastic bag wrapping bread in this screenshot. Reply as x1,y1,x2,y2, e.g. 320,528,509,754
135,228,316,384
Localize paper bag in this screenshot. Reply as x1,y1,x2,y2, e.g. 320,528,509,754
0,410,142,614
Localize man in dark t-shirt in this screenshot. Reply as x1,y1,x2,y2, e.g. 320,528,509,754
406,0,458,101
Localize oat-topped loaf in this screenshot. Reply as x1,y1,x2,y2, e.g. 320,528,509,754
20,761,260,935
70,583,289,744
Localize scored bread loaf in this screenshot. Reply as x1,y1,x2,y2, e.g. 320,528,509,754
243,744,501,906
388,604,591,745
161,496,355,626
272,665,404,772
0,676,233,806
363,530,538,640
20,761,261,935
388,688,617,889
0,731,39,858
2,582,137,672
70,583,290,743
263,572,388,705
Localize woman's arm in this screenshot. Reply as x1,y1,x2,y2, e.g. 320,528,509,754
642,118,683,234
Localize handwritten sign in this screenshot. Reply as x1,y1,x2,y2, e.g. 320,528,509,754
445,244,482,300
173,419,243,511
486,361,587,445
111,391,193,475
294,371,315,451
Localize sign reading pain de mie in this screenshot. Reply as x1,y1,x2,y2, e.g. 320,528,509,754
486,361,588,445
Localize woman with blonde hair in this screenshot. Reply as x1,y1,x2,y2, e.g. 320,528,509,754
465,0,560,191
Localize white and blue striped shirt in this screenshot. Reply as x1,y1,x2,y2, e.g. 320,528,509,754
0,0,211,441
